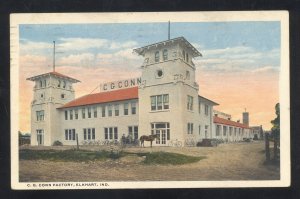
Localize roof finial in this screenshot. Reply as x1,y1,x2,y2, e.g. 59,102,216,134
53,41,56,72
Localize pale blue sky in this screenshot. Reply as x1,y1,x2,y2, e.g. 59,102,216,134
19,22,281,72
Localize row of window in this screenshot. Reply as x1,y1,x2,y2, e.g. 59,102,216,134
153,49,190,63
216,125,244,136
64,126,139,141
64,102,137,120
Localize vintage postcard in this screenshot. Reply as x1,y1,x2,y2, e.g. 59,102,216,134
10,11,290,189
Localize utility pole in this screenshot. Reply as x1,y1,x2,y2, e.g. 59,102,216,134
53,41,56,72
168,21,170,40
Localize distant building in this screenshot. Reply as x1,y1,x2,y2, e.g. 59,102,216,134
27,37,255,146
250,125,264,140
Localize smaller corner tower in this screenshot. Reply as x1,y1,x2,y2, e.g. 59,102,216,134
27,71,80,146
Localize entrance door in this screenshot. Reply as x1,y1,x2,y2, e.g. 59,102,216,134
155,129,166,145
37,129,44,145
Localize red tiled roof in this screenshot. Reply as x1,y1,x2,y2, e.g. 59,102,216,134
27,71,80,83
59,87,138,109
214,116,249,129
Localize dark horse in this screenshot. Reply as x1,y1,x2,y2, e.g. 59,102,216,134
140,134,158,147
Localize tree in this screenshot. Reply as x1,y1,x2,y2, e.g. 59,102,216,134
270,103,280,141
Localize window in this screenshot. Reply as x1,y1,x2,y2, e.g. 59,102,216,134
234,128,237,136
199,125,201,135
223,126,227,136
216,125,221,136
187,95,193,111
65,129,76,140
186,71,190,80
44,80,46,87
93,106,97,118
163,94,169,109
205,125,209,138
163,49,168,61
40,81,43,88
104,127,118,140
131,102,136,115
114,104,119,116
61,94,65,99
101,106,106,117
186,53,189,62
156,69,163,78
187,123,193,134
124,103,129,115
83,128,95,140
128,126,139,140
198,98,201,113
155,51,160,62
64,110,68,120
58,80,61,88
205,104,209,115
182,50,186,60
63,81,66,89
82,108,86,119
108,105,112,117
36,110,45,121
70,110,73,120
87,107,91,118
229,127,233,136
75,109,78,119
151,94,169,111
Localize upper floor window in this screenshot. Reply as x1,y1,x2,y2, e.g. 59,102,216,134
63,81,66,89
70,110,73,120
36,110,45,121
87,107,91,118
40,81,43,88
163,49,168,61
58,80,61,88
82,108,86,119
198,99,201,113
124,103,129,115
186,71,190,80
151,94,169,111
186,53,189,63
75,109,78,119
65,110,68,120
114,104,119,116
131,102,136,115
101,106,106,117
108,105,112,117
187,95,193,111
93,106,97,118
205,104,209,115
182,50,186,60
155,51,160,62
44,80,46,87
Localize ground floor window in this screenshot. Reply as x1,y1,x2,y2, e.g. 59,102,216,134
83,128,95,140
36,129,44,145
104,127,118,140
205,125,209,138
223,126,227,136
128,126,138,140
216,125,221,136
187,123,193,134
65,129,75,140
151,122,170,144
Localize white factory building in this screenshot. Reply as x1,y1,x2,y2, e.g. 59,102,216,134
27,37,255,147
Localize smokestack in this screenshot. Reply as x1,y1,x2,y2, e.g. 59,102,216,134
242,110,249,126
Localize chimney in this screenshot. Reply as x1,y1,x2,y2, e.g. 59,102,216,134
237,120,240,123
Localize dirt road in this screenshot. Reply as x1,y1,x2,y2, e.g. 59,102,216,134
19,141,279,182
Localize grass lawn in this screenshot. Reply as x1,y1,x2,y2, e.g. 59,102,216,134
19,149,205,165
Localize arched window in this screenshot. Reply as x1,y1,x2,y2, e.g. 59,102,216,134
155,51,160,62
58,80,61,87
163,49,168,61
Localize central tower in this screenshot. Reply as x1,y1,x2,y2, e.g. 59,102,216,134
134,37,202,146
